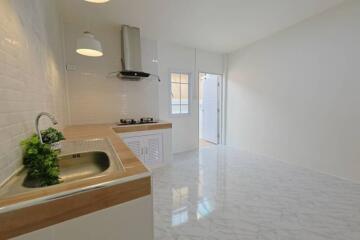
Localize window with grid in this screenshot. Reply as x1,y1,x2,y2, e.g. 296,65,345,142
170,72,190,115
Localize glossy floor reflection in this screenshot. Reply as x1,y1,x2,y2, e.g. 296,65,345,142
152,146,360,240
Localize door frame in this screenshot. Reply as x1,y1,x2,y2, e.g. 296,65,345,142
198,71,224,145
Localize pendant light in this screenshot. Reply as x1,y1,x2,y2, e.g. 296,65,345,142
76,31,103,57
84,0,110,3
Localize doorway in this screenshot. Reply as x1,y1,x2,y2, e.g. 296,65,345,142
199,72,222,147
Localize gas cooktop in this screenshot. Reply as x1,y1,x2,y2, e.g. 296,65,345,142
117,117,158,126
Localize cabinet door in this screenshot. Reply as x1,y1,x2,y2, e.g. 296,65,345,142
123,136,145,162
144,134,163,166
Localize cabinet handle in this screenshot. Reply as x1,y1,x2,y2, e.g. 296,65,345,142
145,147,148,155
141,148,143,155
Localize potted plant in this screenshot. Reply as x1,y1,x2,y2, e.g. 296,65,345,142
21,135,60,187
20,128,65,187
41,127,65,151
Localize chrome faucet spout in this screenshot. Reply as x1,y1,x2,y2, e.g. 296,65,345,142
35,112,58,144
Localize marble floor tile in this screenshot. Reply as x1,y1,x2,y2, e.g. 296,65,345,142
152,146,360,240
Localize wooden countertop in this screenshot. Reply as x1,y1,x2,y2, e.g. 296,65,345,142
0,122,172,239
113,122,172,133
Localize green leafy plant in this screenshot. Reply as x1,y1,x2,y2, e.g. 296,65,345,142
41,127,65,144
21,134,60,187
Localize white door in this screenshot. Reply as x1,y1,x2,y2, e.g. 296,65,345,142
123,136,145,162
144,134,163,166
201,74,219,144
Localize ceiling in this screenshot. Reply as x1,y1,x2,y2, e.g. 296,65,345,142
58,0,346,53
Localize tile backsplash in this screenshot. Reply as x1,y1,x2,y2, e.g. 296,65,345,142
0,0,68,183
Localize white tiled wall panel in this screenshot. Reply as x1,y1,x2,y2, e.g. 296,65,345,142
0,0,68,182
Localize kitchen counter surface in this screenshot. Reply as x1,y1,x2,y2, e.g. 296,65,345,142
0,122,172,239
113,121,172,133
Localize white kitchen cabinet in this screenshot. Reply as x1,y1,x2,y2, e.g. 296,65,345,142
144,134,163,165
119,128,172,169
123,136,146,162
123,134,163,167
14,196,154,240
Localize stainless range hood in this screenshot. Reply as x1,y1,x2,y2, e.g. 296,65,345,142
117,25,159,81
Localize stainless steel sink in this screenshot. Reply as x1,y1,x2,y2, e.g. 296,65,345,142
23,152,111,188
0,138,124,199
58,152,110,183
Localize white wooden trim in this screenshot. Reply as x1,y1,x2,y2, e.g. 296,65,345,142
168,69,193,118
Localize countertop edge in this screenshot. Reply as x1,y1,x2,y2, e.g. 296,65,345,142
0,171,151,214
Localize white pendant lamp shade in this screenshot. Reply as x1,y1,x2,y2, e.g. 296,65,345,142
76,32,103,57
84,0,110,3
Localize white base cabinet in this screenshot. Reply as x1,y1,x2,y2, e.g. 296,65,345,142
119,129,172,169
123,134,163,166
13,195,154,240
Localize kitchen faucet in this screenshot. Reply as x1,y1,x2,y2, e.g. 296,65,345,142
35,112,58,144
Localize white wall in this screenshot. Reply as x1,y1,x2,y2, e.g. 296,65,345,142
157,41,224,153
0,0,68,182
63,23,159,124
63,21,224,153
227,0,360,182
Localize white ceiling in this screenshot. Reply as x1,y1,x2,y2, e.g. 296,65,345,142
58,0,346,53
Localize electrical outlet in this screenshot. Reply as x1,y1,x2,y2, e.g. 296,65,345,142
66,64,77,71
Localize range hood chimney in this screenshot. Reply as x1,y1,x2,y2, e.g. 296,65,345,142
117,25,159,81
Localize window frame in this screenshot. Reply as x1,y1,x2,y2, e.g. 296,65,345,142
169,70,192,117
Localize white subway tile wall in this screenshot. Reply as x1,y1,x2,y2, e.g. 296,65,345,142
0,0,68,183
